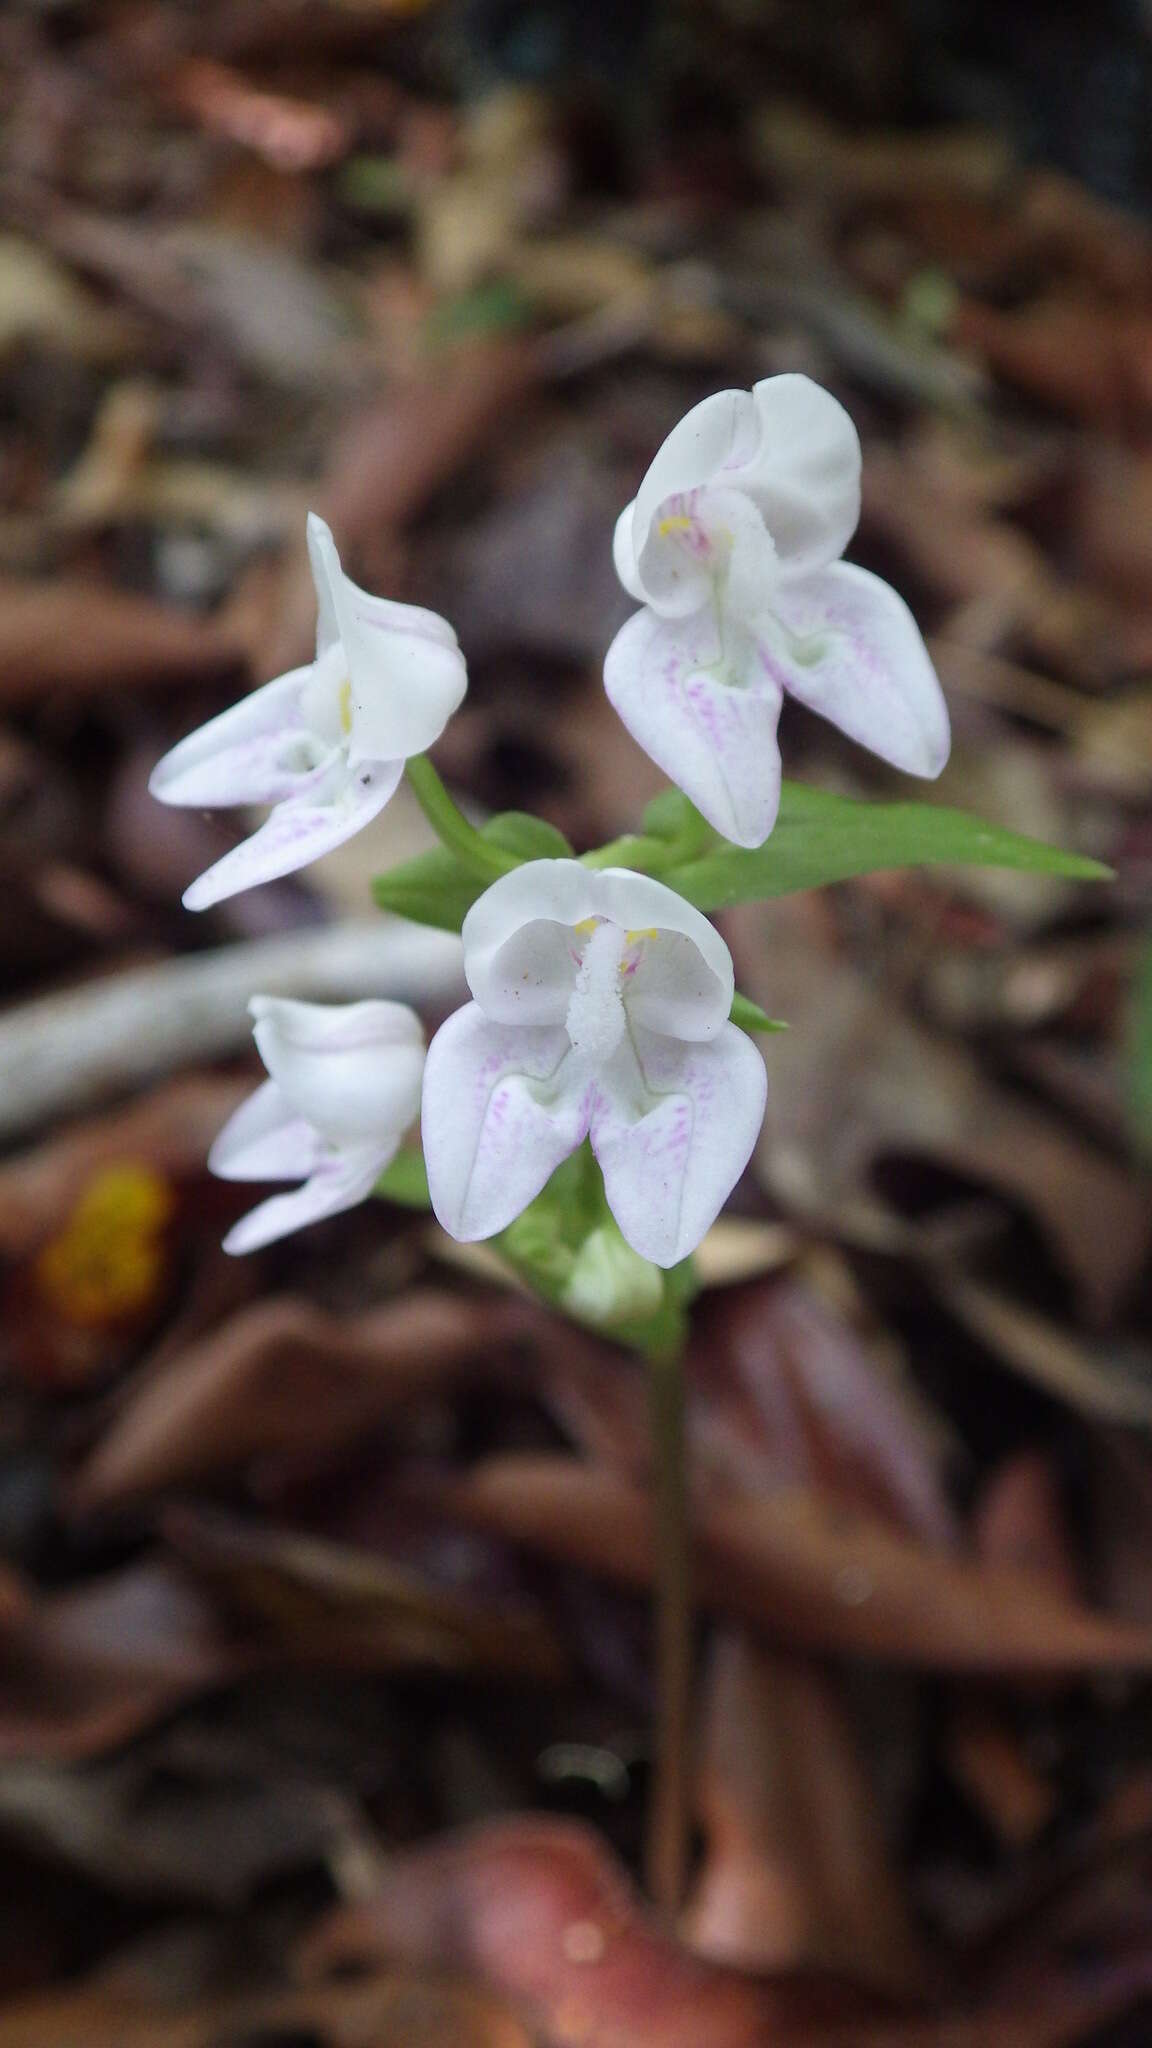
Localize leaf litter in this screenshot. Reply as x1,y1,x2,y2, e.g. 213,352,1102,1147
2,2,1152,2042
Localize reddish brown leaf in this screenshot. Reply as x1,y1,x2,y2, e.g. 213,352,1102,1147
686,1633,929,1994
301,1818,853,2047
76,1289,518,1506
0,1972,531,2048
440,1455,1152,1674
0,1077,248,1261
0,577,246,703
0,1562,248,1763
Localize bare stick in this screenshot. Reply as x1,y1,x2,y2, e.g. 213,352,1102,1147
0,922,463,1141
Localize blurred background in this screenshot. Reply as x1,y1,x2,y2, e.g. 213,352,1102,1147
1,1,1152,2042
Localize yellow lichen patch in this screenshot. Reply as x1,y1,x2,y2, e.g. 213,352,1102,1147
34,1165,175,1329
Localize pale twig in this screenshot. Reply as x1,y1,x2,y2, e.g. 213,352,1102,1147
0,922,463,1141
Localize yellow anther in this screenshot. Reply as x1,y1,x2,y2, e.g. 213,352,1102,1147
338,678,353,735
572,916,600,936
657,515,694,537
625,927,659,943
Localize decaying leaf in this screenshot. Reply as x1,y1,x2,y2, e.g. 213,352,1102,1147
441,1455,1152,1674
76,1289,517,1506
686,1632,928,1994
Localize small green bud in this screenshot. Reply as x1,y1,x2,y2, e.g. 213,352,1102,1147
562,1223,663,1330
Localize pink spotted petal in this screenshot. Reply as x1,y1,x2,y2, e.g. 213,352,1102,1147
149,667,326,810
222,1142,395,1255
422,1005,587,1242
182,756,403,911
604,604,784,848
591,1023,767,1267
768,561,950,778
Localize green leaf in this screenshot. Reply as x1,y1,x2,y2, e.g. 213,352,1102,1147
374,1148,431,1209
484,812,573,862
372,812,573,932
372,846,477,933
664,781,1113,911
730,993,787,1033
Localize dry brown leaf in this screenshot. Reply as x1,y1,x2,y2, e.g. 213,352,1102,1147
441,1455,1152,1674
0,1973,530,2048
301,1815,1151,2048
164,1503,567,1683
0,577,247,703
686,1633,928,1994
952,298,1152,433
735,900,1148,1325
0,1562,249,1763
75,1289,514,1507
691,1280,958,1547
0,1076,248,1259
301,1817,851,2047
940,1278,1152,1429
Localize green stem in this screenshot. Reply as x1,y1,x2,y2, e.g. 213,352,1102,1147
646,1336,693,1913
405,755,518,882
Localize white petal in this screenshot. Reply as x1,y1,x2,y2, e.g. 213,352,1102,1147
462,861,733,1033
222,1142,395,1255
422,1004,587,1241
307,511,344,661
590,870,733,1038
462,861,600,1025
632,388,759,565
633,485,777,623
182,756,403,910
591,1023,767,1267
769,561,950,778
306,513,467,764
249,996,425,1148
149,667,328,809
734,374,861,581
613,502,646,603
209,1079,325,1184
604,605,783,849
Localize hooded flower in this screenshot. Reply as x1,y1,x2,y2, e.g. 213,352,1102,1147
421,860,766,1268
150,514,467,908
605,373,950,848
210,996,425,1253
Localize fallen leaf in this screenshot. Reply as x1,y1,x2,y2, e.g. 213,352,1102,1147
440,1455,1152,1673
0,1561,248,1762
301,1815,1152,2047
76,1289,517,1507
0,1972,530,2048
735,899,1149,1324
0,575,246,702
302,1817,850,2047
164,1502,568,1684
686,1632,928,1993
939,1278,1152,1428
0,1076,248,1259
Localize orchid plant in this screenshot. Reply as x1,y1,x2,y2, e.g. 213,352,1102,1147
153,373,1108,1909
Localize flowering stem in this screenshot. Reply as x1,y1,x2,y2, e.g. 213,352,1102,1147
646,1332,693,1914
405,755,519,882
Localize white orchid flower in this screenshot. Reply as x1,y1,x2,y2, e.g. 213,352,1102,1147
150,514,467,909
421,861,767,1268
605,374,950,848
210,996,425,1253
